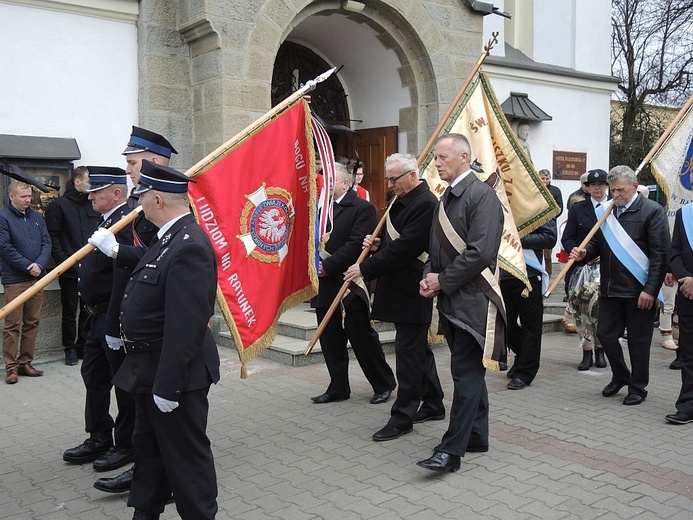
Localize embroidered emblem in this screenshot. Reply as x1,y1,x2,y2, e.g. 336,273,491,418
161,233,172,245
237,184,295,265
183,233,190,240
156,247,169,262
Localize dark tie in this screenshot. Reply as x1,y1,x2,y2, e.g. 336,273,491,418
442,187,452,209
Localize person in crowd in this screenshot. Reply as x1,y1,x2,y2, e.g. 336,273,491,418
570,165,669,406
538,169,563,278
345,153,444,442
112,160,220,519
502,220,556,389
0,180,51,384
311,163,396,405
561,169,609,370
347,159,370,201
62,167,136,476
418,133,504,472
45,165,100,365
665,205,693,424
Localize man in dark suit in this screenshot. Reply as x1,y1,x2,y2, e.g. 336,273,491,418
539,169,563,277
418,133,504,472
666,206,693,424
62,167,136,474
111,160,219,520
561,169,609,370
344,153,444,442
45,165,100,365
311,163,396,405
571,165,669,406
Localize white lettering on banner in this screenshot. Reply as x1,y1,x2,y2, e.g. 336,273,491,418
294,139,305,170
227,273,257,326
196,199,229,250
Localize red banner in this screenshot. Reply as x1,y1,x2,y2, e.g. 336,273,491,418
189,100,318,375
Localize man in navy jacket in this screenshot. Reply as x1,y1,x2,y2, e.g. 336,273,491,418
0,180,51,384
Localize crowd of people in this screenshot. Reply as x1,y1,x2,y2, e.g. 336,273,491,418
2,129,692,518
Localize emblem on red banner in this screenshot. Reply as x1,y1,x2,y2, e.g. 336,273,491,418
238,184,295,264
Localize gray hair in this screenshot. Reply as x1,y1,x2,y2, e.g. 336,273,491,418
436,133,471,156
607,165,637,185
538,169,551,177
333,162,350,183
385,153,418,175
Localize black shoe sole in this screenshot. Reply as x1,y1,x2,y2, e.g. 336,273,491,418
666,417,693,425
372,427,413,442
93,481,131,493
416,461,460,472
412,413,445,424
93,456,134,472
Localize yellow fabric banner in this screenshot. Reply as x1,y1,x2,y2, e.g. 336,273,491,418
421,73,559,289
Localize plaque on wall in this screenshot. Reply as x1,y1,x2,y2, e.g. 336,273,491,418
552,151,587,181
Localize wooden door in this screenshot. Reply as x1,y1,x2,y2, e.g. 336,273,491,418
355,126,398,218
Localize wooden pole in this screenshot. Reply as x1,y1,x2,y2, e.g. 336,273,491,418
543,201,614,299
634,92,693,176
304,33,499,356
0,68,339,322
0,207,142,320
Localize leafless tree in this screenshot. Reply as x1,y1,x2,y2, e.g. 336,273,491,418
610,0,693,175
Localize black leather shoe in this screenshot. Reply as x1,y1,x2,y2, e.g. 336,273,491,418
372,424,413,441
311,393,349,404
623,393,645,406
65,348,78,366
63,434,113,463
466,445,489,453
416,451,461,472
133,510,160,520
665,411,693,424
93,446,134,472
412,410,446,424
507,378,527,390
93,466,134,493
601,381,626,397
594,348,607,368
370,388,393,404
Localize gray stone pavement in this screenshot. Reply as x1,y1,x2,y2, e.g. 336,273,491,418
2,330,693,520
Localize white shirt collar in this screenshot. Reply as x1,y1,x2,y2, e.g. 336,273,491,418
449,169,473,189
102,201,128,221
157,213,190,239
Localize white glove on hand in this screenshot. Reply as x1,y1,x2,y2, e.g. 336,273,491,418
88,228,118,258
105,335,123,351
153,394,179,413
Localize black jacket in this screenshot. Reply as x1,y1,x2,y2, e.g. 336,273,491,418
669,208,693,316
45,179,101,278
312,190,376,307
360,182,437,324
585,194,669,298
561,198,600,267
501,219,556,281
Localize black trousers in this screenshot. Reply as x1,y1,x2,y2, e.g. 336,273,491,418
315,298,395,398
81,313,135,447
388,322,444,430
58,276,88,350
596,296,655,397
437,315,488,457
128,388,217,520
675,314,693,414
501,276,543,384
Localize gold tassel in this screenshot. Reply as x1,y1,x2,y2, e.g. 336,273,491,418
521,287,529,298
483,359,500,371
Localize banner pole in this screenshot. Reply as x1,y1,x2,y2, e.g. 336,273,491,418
543,201,614,299
304,34,499,356
0,69,339,323
633,92,693,176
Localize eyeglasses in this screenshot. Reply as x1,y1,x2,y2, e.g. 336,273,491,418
384,170,414,184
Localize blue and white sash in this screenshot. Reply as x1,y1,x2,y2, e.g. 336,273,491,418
681,203,693,249
600,205,649,286
523,250,549,294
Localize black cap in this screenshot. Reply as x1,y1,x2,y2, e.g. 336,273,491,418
122,126,178,158
584,169,608,185
135,160,194,194
86,166,128,192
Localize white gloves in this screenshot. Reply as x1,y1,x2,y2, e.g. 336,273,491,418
88,228,119,258
105,335,123,351
154,394,179,413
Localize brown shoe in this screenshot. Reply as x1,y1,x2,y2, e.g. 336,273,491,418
18,363,44,377
5,367,18,384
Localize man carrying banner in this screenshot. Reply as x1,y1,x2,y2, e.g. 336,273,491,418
311,163,396,405
665,204,693,424
418,134,504,472
344,153,444,442
112,160,220,520
571,165,669,406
